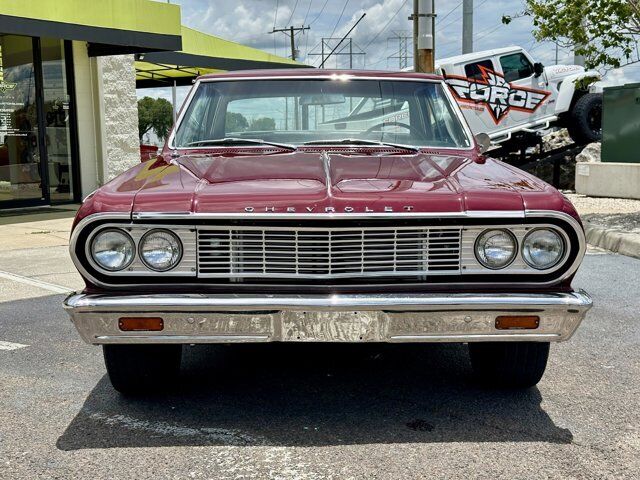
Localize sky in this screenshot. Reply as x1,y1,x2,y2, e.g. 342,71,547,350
138,0,640,105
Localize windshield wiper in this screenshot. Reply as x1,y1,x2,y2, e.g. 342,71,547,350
186,137,297,151
302,138,419,152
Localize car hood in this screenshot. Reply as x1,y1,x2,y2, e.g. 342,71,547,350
127,150,566,215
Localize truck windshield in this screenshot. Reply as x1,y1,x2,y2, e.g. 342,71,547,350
173,79,471,149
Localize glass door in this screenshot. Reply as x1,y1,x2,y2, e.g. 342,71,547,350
41,38,76,203
0,34,46,207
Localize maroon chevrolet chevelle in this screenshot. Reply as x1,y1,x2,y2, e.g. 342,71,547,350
64,70,592,394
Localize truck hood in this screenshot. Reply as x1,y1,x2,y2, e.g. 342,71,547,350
129,150,565,215
544,64,585,80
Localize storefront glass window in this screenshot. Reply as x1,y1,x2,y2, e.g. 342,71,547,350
0,35,42,205
41,38,74,203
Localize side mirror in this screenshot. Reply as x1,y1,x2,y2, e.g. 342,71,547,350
533,62,544,77
475,133,491,154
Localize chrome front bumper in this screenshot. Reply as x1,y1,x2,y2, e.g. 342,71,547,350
63,290,592,345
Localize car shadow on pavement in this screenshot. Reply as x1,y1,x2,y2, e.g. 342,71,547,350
56,343,573,450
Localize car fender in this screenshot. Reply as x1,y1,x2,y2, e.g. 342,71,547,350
554,70,601,114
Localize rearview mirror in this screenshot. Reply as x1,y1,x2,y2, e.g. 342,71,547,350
475,133,491,154
533,62,544,77
299,94,346,106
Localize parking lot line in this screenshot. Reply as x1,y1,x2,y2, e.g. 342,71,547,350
0,340,28,351
0,270,72,295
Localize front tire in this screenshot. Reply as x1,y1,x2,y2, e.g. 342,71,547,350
468,342,550,388
103,344,182,395
567,93,602,144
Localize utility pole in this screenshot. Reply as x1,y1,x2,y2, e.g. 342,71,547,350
271,25,309,131
410,0,435,72
270,25,310,60
388,31,411,70
317,12,366,68
308,38,366,68
462,0,473,54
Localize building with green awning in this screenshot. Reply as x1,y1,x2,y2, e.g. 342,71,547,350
0,0,306,211
136,26,304,88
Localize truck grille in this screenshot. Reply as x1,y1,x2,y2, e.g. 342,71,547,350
197,226,461,279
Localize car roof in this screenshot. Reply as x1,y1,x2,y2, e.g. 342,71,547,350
198,69,443,81
437,46,523,67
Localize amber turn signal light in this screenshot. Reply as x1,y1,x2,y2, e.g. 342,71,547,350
495,315,540,330
118,317,164,331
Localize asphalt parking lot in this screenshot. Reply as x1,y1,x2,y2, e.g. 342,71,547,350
0,222,638,479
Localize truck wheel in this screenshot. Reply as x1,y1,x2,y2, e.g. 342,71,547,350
103,344,182,395
567,93,602,144
468,342,550,388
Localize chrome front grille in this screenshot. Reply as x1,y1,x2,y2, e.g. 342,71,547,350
197,226,462,278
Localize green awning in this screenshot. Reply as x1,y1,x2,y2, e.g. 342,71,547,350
0,0,182,55
136,26,310,88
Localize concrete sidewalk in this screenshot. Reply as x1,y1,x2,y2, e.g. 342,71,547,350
566,194,640,260
0,208,82,301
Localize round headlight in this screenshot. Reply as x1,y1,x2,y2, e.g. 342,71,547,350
475,229,517,269
522,229,564,270
91,229,134,271
139,230,182,271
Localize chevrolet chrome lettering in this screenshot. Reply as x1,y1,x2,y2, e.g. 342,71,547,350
64,69,591,395
244,206,416,213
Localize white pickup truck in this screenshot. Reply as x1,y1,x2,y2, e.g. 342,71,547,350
437,46,602,149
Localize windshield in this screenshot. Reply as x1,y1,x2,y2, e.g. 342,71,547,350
173,79,471,149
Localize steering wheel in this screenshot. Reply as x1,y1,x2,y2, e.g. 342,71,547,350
364,121,427,140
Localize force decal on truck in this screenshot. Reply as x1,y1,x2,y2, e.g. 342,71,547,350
444,66,550,124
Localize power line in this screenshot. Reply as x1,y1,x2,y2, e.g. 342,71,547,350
273,0,280,30
363,0,408,50
302,0,313,25
286,0,300,26
474,23,503,42
437,0,488,32
309,0,329,25
369,44,393,67
302,0,314,59
436,1,463,25
328,0,351,40
273,0,280,53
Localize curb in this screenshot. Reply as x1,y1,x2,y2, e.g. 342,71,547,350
584,224,640,260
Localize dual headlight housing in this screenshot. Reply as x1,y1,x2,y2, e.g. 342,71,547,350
88,226,565,275
475,228,565,270
90,228,183,272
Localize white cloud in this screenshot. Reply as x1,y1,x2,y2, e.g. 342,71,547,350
598,64,640,87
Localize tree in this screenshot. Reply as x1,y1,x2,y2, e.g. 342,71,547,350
137,97,173,142
225,112,249,133
249,117,276,131
504,1,640,70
